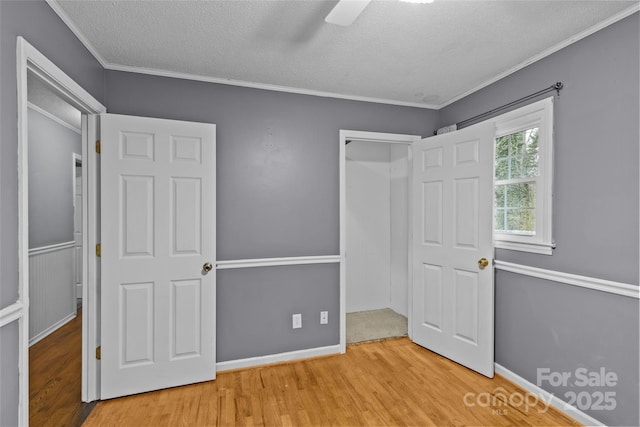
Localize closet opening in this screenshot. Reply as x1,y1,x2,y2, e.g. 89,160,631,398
344,137,412,346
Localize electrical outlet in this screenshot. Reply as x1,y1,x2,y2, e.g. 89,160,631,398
320,311,328,325
292,313,302,329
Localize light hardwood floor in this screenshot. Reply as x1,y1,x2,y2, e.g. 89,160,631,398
83,338,580,426
29,309,96,427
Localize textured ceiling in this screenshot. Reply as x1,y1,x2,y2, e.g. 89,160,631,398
52,0,638,108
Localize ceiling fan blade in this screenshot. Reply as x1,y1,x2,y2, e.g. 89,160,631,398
325,0,372,26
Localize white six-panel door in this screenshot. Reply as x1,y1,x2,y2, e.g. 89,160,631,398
411,122,495,378
100,114,216,399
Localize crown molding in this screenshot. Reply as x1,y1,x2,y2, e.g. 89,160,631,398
440,3,640,108
104,63,440,109
47,0,639,110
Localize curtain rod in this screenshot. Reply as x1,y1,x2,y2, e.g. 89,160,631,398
435,82,563,135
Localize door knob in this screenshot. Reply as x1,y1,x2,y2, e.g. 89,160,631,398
202,262,213,273
478,258,490,269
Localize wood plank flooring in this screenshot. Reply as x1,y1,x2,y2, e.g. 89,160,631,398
83,338,580,427
29,309,96,427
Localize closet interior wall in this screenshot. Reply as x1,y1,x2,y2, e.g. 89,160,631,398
345,141,409,316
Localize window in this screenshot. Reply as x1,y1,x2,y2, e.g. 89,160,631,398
493,97,554,254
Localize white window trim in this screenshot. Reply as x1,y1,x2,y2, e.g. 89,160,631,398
493,97,554,255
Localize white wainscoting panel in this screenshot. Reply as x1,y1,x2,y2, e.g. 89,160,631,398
29,241,76,345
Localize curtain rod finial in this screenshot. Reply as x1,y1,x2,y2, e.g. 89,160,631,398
554,82,563,95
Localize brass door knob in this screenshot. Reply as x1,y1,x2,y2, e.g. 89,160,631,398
203,262,213,273
478,258,490,269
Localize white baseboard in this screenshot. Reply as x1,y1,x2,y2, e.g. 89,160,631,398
29,311,76,346
217,344,341,372
495,363,605,427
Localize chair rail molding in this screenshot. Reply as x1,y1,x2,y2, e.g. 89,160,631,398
216,255,340,270
0,302,25,328
494,260,639,299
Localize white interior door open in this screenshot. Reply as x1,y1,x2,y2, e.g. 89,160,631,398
411,122,495,378
100,113,216,399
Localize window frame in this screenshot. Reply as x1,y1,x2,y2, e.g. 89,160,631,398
493,97,554,255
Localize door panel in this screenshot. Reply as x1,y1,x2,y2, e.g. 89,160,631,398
100,114,216,399
171,178,202,255
120,282,154,366
411,122,495,378
121,175,154,257
422,264,442,330
171,279,202,358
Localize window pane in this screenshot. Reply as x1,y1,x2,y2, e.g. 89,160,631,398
494,208,506,231
495,135,510,158
506,208,535,235
494,182,536,235
506,182,535,208
510,155,525,178
495,127,539,179
495,158,508,180
510,155,539,178
495,185,506,207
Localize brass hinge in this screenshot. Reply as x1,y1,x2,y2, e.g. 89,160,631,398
96,346,101,360
96,140,101,154
96,243,101,257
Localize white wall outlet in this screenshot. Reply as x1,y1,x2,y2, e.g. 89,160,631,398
292,313,302,329
320,311,328,325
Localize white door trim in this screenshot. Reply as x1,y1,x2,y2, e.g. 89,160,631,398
339,130,420,353
17,36,106,424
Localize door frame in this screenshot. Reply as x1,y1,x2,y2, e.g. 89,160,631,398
339,130,421,353
17,37,106,422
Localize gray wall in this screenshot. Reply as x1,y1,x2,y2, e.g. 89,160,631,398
105,71,437,260
0,1,105,424
0,321,19,427
28,108,81,248
105,70,438,361
440,13,639,426
217,264,339,361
